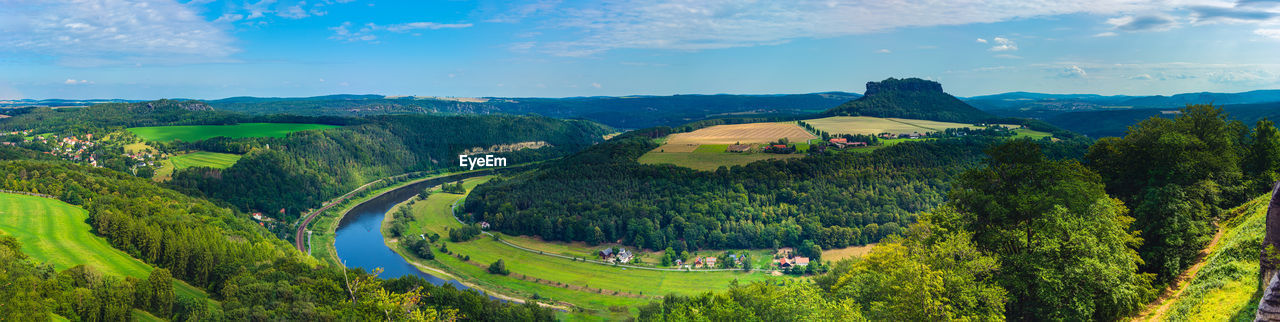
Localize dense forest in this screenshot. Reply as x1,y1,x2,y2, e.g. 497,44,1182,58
0,158,554,320
823,78,994,123
464,128,1090,251
0,99,359,133
207,93,859,129
167,114,611,221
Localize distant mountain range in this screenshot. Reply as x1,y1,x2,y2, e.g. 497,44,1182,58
8,85,1278,135
963,89,1280,119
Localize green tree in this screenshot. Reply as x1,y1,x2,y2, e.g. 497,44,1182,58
946,139,1155,320
488,259,510,275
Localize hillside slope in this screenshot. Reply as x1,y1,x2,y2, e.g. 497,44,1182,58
824,78,992,123
1157,194,1268,321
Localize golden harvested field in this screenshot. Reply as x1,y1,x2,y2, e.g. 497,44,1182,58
803,116,1024,136
665,122,816,145
802,116,972,135
822,244,876,262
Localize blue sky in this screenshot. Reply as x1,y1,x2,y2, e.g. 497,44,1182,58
2,0,1280,100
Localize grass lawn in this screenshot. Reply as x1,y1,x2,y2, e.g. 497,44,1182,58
0,193,211,302
1013,128,1053,139
1159,194,1268,321
390,177,783,319
128,123,340,142
692,144,728,153
169,151,241,169
637,151,805,171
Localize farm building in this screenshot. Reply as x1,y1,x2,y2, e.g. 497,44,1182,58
600,247,633,263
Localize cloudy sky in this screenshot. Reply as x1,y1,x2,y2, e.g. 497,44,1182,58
2,0,1280,100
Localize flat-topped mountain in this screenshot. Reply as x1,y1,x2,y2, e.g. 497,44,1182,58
825,78,992,123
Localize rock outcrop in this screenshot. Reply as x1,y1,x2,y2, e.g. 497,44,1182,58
1255,181,1280,321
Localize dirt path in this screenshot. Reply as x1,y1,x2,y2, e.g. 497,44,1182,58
1132,223,1226,321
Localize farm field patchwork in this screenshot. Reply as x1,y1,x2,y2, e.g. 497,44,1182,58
128,122,339,142
803,116,1021,136
664,122,816,145
0,193,210,301
389,177,781,318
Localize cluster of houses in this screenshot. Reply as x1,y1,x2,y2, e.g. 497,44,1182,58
826,138,868,149
773,247,811,268
599,247,634,264
43,134,102,167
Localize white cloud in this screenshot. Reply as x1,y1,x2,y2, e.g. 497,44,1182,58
0,0,237,64
330,21,473,42
591,82,602,88
1257,28,1280,39
1105,15,1179,32
876,48,891,53
1209,70,1276,84
534,0,1196,56
1093,31,1119,37
1130,73,1154,80
994,54,1022,59
976,38,988,43
988,37,1017,51
1059,65,1088,78
64,78,92,85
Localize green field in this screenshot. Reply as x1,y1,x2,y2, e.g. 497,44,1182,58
389,177,781,319
0,193,209,301
128,123,339,142
1013,128,1053,139
151,151,242,182
638,151,805,171
1158,194,1267,321
169,151,241,169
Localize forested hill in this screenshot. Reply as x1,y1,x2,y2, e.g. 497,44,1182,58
823,78,993,123
168,114,612,221
205,92,859,129
0,159,555,320
463,130,1089,251
0,99,357,133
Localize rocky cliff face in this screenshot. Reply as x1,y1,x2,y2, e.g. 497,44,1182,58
863,78,945,96
1256,181,1280,321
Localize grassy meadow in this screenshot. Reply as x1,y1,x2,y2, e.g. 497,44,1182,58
638,151,805,171
128,123,339,142
168,151,241,169
0,193,210,301
387,177,782,319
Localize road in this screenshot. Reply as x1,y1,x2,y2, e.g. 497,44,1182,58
294,178,388,252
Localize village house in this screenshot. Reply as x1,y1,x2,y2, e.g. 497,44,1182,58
793,257,810,266
704,256,717,268
478,221,491,229
599,247,633,263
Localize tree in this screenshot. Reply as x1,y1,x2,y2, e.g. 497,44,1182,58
488,259,510,275
945,139,1155,320
146,268,175,317
1247,118,1280,189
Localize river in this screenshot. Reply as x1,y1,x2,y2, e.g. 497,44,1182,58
332,171,497,291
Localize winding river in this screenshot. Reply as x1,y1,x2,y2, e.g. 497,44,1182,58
332,171,497,290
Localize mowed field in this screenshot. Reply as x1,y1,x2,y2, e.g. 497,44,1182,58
128,123,339,142
152,151,242,182
803,116,983,135
168,151,241,169
641,122,815,171
0,193,209,300
664,122,816,145
390,177,778,319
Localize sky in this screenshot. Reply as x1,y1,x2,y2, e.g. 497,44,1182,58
2,0,1280,100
